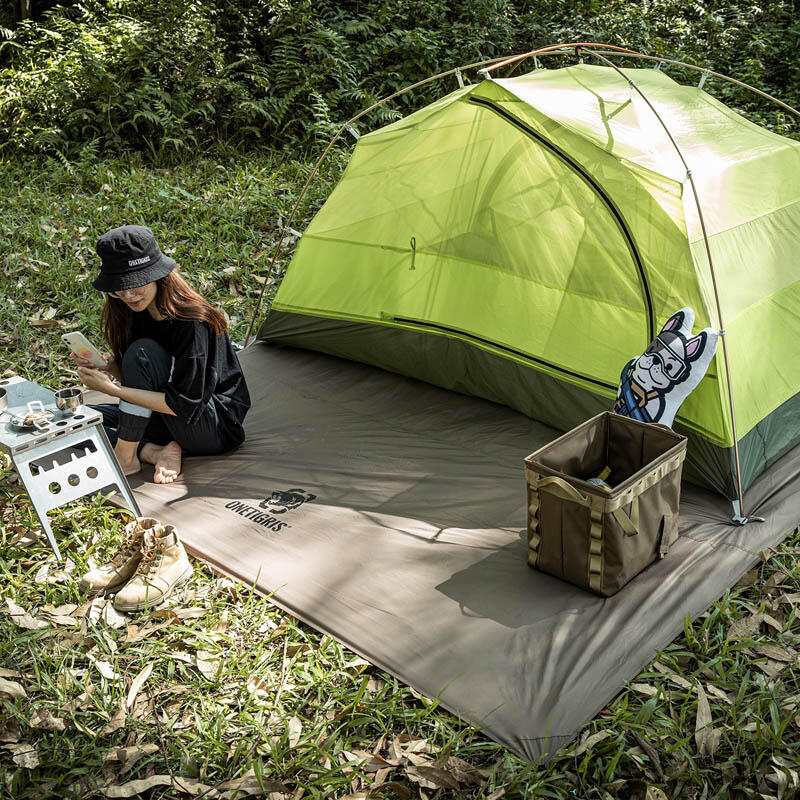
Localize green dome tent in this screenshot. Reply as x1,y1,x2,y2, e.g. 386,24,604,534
259,63,800,503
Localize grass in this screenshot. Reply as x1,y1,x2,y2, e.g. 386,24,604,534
2,153,800,799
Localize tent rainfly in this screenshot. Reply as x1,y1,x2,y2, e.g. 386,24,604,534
259,63,800,504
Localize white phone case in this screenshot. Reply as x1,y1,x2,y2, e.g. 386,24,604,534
62,331,106,368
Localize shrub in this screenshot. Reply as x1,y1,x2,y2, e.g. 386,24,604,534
0,0,797,160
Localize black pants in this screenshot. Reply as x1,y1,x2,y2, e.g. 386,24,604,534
91,338,230,456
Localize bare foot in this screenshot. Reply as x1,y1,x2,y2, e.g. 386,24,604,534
141,441,182,484
115,440,142,476
118,455,141,476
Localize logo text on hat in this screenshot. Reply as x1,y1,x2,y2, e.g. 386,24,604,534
128,256,151,266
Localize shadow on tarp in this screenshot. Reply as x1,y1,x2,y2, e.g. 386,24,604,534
94,343,800,761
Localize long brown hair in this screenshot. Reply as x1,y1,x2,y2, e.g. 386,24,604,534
101,271,228,363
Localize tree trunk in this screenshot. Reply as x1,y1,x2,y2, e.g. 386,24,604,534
14,0,32,23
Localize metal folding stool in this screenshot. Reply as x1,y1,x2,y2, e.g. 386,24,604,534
0,376,140,560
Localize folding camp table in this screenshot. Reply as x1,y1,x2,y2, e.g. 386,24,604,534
0,375,140,559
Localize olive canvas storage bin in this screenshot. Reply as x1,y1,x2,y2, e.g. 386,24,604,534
524,412,687,596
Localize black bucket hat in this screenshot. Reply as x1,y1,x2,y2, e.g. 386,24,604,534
92,225,176,292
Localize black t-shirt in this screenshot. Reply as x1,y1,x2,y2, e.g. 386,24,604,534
130,312,251,447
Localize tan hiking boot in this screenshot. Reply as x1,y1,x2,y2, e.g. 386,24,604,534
79,517,160,592
112,524,193,612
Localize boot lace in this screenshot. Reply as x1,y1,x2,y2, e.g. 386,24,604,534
107,528,143,566
133,539,164,577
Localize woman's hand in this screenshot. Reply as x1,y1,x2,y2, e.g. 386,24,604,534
76,366,119,396
70,350,114,372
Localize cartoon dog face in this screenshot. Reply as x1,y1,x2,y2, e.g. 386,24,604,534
259,488,317,514
632,312,706,394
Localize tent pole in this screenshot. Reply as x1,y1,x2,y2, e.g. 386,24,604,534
485,47,800,122
581,47,755,523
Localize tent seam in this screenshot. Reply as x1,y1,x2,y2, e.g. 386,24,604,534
688,197,800,244
299,234,648,316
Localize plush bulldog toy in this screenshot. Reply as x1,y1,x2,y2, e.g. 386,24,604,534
613,308,718,428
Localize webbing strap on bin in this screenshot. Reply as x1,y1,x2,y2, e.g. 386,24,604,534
527,469,542,567
588,494,605,593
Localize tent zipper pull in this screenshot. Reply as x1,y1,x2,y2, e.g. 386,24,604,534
410,237,416,270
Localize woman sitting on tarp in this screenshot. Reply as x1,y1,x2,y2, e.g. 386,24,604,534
72,224,251,484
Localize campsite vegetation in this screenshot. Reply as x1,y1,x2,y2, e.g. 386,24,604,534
2,0,800,798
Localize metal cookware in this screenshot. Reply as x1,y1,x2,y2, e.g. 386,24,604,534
55,387,84,415
9,400,53,432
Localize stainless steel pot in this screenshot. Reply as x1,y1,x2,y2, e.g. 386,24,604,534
55,387,84,414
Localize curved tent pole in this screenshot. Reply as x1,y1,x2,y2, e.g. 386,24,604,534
486,48,800,121
576,46,756,521
242,42,639,346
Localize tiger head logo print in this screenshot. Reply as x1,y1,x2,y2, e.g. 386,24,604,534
259,488,317,515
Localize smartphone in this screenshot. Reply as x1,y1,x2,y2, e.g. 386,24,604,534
61,331,107,368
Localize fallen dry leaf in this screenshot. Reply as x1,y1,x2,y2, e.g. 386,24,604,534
735,568,760,587
5,598,49,630
652,661,692,690
102,603,129,629
765,570,788,592
8,528,39,547
695,682,722,757
406,765,461,791
90,658,121,682
727,614,767,640
246,674,270,697
0,717,22,743
287,715,303,748
126,664,153,710
104,742,159,775
445,755,486,786
343,750,398,772
390,734,430,759
218,774,289,794
706,684,732,705
572,729,612,757
172,606,207,620
646,787,670,800
29,708,66,731
215,610,229,634
10,743,39,769
755,658,786,679
0,677,27,699
755,644,796,663
100,774,172,797
100,707,127,736
87,597,108,625
630,683,659,697
42,602,78,616
195,652,221,681
0,668,21,679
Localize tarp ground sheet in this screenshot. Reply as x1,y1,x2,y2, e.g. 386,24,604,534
124,343,800,760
